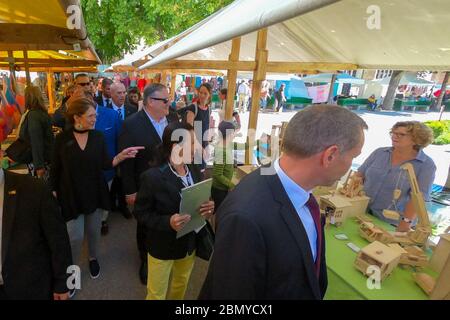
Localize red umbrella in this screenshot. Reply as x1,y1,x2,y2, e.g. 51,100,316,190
433,89,450,97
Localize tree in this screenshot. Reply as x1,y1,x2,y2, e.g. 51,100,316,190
382,70,404,110
81,0,233,63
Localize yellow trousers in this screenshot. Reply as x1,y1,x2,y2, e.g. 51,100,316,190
146,252,195,300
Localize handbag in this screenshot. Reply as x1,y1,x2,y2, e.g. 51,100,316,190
5,111,32,164
196,221,215,261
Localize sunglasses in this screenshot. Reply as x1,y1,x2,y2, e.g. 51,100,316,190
150,97,169,104
77,82,90,87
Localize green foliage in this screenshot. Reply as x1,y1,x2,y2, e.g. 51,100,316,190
81,0,233,63
424,120,450,145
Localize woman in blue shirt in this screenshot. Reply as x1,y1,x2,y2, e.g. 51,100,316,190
357,121,436,232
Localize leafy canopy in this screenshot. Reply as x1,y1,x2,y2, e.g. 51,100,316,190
81,0,232,63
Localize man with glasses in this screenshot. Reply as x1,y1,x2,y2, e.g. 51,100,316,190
119,83,176,285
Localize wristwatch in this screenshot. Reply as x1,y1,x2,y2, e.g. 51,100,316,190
401,217,412,224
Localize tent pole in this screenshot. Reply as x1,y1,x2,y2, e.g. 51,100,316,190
327,73,337,104
23,50,31,86
170,71,177,101
246,28,268,165
225,37,241,120
46,70,56,114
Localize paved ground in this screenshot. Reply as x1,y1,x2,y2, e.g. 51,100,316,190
75,211,209,300
74,107,449,300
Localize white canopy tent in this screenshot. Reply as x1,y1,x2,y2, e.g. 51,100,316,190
140,0,450,71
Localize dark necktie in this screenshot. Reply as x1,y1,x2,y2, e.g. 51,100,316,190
305,193,322,278
117,107,123,120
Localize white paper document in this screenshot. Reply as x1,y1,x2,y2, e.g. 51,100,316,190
176,178,213,239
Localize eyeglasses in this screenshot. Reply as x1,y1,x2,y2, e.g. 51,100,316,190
390,131,410,138
77,82,90,87
150,97,169,104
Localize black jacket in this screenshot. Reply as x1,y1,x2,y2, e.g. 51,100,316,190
20,109,54,169
133,164,203,260
199,167,328,300
1,171,72,299
118,110,175,195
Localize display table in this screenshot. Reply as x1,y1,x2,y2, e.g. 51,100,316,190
393,99,431,112
337,98,370,110
324,214,435,300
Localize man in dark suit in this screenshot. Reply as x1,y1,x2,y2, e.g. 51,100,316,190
119,83,176,285
199,105,368,299
0,165,72,300
94,78,113,108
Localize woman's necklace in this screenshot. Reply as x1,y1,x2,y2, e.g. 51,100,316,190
169,163,192,188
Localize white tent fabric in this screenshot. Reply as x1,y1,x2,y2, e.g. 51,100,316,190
140,0,450,71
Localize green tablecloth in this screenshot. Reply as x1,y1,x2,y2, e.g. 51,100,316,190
324,214,434,300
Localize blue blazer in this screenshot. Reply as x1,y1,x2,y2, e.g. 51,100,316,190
95,105,121,182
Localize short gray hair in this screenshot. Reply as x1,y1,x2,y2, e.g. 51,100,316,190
143,83,167,105
282,104,368,157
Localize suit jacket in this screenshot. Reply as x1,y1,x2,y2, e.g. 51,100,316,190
119,110,174,195
95,94,110,108
199,167,328,300
133,164,203,260
1,171,72,299
95,106,121,182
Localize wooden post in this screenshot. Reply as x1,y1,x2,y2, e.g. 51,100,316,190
7,50,15,76
225,37,241,120
436,71,449,112
23,50,31,86
46,70,56,114
245,29,268,165
170,71,177,101
161,70,168,86
327,73,337,104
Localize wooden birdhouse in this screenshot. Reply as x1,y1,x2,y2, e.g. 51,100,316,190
319,194,352,226
354,241,402,282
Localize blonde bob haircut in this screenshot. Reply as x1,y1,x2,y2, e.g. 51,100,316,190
391,121,433,150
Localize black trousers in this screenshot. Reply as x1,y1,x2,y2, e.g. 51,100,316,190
110,176,127,211
0,286,7,300
211,187,229,212
137,222,147,262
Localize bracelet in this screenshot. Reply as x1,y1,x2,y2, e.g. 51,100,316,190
401,217,412,224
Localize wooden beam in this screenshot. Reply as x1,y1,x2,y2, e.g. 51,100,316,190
170,71,177,100
266,62,358,73
144,60,256,71
47,71,56,114
246,28,268,164
0,58,97,65
161,70,168,86
225,37,241,120
0,24,82,49
23,51,31,86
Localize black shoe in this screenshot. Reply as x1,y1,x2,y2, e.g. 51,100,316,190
120,207,133,219
101,221,109,236
89,259,100,279
139,261,148,285
69,289,76,299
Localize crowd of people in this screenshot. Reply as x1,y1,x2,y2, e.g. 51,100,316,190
0,71,438,300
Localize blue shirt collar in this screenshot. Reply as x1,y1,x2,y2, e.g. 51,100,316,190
111,101,124,111
143,108,167,125
274,158,310,207
385,147,427,162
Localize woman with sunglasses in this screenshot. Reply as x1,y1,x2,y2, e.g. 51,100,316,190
356,121,435,231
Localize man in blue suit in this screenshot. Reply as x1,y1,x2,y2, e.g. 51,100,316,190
95,101,121,235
